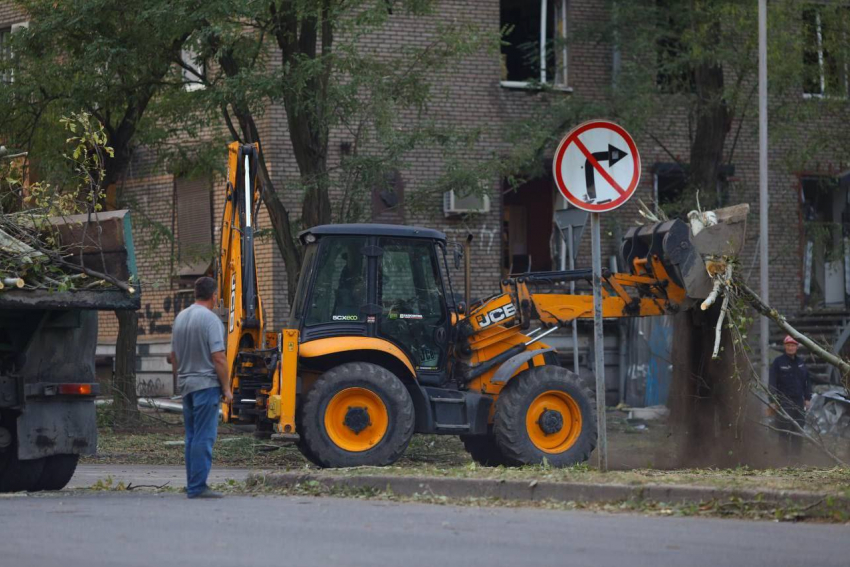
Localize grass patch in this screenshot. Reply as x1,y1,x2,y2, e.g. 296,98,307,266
84,407,850,498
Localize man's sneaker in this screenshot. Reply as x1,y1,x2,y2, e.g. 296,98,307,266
187,488,223,499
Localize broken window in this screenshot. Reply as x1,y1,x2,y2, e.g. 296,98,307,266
500,0,568,87
656,2,694,93
652,162,732,220
371,169,405,224
802,6,849,98
653,163,689,219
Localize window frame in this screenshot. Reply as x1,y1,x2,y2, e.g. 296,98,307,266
802,6,849,99
0,21,28,85
180,47,205,92
499,0,572,91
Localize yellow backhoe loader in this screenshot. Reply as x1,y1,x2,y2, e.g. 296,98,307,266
217,142,748,467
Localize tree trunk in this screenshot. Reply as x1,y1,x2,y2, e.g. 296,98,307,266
687,13,731,205
113,309,139,426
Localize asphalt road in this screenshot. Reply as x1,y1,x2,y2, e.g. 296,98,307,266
1,491,847,567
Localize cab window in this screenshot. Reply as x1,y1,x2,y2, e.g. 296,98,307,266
304,237,368,326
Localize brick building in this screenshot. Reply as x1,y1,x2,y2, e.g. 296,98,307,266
4,2,849,399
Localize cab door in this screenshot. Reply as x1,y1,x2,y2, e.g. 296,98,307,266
377,237,449,381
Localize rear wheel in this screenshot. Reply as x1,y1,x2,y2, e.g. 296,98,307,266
460,434,518,467
0,418,46,493
0,451,46,492
494,365,596,466
35,454,80,491
299,362,415,468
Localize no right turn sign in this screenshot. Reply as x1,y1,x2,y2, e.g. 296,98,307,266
552,120,641,213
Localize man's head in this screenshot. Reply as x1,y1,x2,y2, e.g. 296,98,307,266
194,277,217,306
784,335,799,357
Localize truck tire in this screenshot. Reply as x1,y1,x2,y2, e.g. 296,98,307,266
299,362,414,468
493,365,597,467
460,434,519,467
35,454,80,491
0,451,46,493
295,403,323,467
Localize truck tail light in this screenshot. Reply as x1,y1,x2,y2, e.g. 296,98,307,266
58,384,94,395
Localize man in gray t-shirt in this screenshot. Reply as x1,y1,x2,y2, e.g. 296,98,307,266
169,277,232,499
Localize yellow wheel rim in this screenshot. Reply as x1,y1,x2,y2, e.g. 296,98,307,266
324,387,389,452
526,390,582,454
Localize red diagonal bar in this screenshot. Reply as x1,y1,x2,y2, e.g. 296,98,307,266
572,136,627,196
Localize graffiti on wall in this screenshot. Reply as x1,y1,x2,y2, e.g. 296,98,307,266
136,376,166,397
136,292,195,336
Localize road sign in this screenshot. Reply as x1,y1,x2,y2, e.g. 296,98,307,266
553,120,641,213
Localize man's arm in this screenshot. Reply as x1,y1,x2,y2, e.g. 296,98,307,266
168,352,178,389
212,351,233,402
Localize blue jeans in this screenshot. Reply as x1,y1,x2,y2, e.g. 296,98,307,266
182,386,221,497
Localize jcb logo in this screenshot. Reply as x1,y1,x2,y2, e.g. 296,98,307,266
476,303,516,328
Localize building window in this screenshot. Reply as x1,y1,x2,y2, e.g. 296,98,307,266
656,3,693,93
802,6,849,98
500,0,569,88
175,176,213,277
652,163,733,219
371,169,405,224
653,163,688,218
181,48,205,92
0,22,28,84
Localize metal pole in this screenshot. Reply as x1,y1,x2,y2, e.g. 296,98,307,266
540,0,547,83
591,212,607,471
464,234,472,304
568,223,580,376
759,0,770,385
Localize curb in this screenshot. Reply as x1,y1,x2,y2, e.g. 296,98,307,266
246,472,847,508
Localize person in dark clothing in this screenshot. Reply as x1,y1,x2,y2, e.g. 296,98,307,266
768,335,812,456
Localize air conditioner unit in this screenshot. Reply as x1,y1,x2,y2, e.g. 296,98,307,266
443,189,491,217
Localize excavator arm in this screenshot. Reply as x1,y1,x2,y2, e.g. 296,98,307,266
217,142,269,423
456,206,748,390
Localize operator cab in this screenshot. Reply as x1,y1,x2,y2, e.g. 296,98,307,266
292,224,455,385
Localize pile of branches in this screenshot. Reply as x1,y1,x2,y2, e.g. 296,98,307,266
0,208,132,294
0,112,132,295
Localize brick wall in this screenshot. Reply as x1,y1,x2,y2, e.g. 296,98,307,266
8,1,847,345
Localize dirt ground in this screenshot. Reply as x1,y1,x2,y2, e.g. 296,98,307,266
85,406,847,477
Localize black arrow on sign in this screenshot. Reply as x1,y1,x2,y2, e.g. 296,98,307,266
583,143,628,203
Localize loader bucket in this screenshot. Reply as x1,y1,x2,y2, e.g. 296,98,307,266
621,204,750,304
689,203,749,258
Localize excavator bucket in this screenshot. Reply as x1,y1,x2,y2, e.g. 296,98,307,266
621,204,749,305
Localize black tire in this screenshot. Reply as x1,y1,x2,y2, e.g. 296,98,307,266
35,454,80,491
299,362,414,468
494,365,596,467
460,434,519,467
0,452,46,493
295,403,323,467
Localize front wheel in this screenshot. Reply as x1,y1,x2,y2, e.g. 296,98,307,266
298,362,415,468
493,365,596,466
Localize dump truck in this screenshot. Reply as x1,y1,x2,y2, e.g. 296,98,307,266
219,142,747,467
0,210,138,491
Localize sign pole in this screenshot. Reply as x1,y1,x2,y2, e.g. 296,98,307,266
551,119,640,474
590,212,607,471
567,223,580,376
